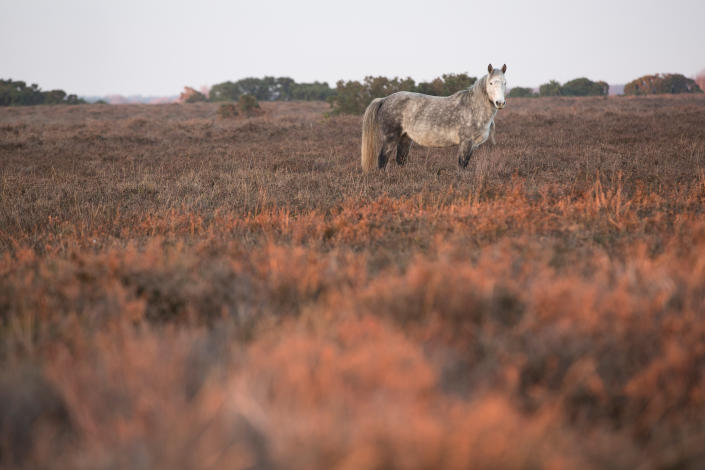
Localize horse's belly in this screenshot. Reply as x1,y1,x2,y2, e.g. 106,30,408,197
406,124,459,148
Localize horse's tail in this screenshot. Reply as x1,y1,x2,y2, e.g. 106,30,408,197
361,98,385,172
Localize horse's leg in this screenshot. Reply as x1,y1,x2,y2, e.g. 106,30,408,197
395,134,412,166
489,120,496,145
378,135,398,169
458,140,474,168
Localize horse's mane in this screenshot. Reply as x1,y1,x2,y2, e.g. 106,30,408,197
469,75,488,96
452,74,488,105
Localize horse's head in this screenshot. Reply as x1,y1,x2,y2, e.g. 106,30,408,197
486,64,507,109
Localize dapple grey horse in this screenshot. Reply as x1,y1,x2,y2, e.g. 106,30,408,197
361,64,507,171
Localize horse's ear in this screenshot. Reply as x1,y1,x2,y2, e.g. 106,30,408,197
501,64,507,73
488,64,493,73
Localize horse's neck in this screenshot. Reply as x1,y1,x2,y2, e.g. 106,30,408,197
468,77,496,124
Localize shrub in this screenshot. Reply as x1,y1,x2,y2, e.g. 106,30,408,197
216,102,239,119
238,94,261,116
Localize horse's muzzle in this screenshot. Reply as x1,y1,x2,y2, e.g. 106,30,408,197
495,100,506,109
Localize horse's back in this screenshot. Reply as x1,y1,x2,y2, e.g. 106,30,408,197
382,91,466,147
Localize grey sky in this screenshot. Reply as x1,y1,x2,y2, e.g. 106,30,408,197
1,0,704,96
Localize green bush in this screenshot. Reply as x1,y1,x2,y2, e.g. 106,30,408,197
238,94,261,116
216,103,239,119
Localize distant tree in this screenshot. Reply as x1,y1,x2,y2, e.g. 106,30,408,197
363,76,415,99
508,87,537,98
274,77,296,100
398,77,418,93
44,89,67,104
208,77,333,102
560,78,609,96
209,81,241,102
595,81,610,96
329,79,368,114
415,78,445,96
415,73,476,96
233,77,269,101
539,80,562,96
290,82,335,101
65,94,86,105
437,73,476,96
0,79,86,106
624,73,702,95
330,76,419,114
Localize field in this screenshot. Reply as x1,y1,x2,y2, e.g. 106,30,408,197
2,95,705,469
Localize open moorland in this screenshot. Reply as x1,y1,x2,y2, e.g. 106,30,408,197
2,95,705,469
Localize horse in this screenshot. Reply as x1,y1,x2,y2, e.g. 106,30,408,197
360,64,507,172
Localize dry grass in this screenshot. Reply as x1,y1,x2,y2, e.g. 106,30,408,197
1,95,705,469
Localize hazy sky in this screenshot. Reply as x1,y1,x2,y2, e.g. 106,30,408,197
1,0,704,96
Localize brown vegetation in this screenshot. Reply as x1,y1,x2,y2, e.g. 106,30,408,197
696,70,705,95
1,95,705,469
179,86,208,103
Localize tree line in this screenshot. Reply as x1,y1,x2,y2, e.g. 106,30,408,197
4,71,702,110
207,77,335,103
184,74,477,114
508,77,610,98
510,73,702,99
0,79,86,106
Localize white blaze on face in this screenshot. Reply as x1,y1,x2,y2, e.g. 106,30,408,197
487,74,507,109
